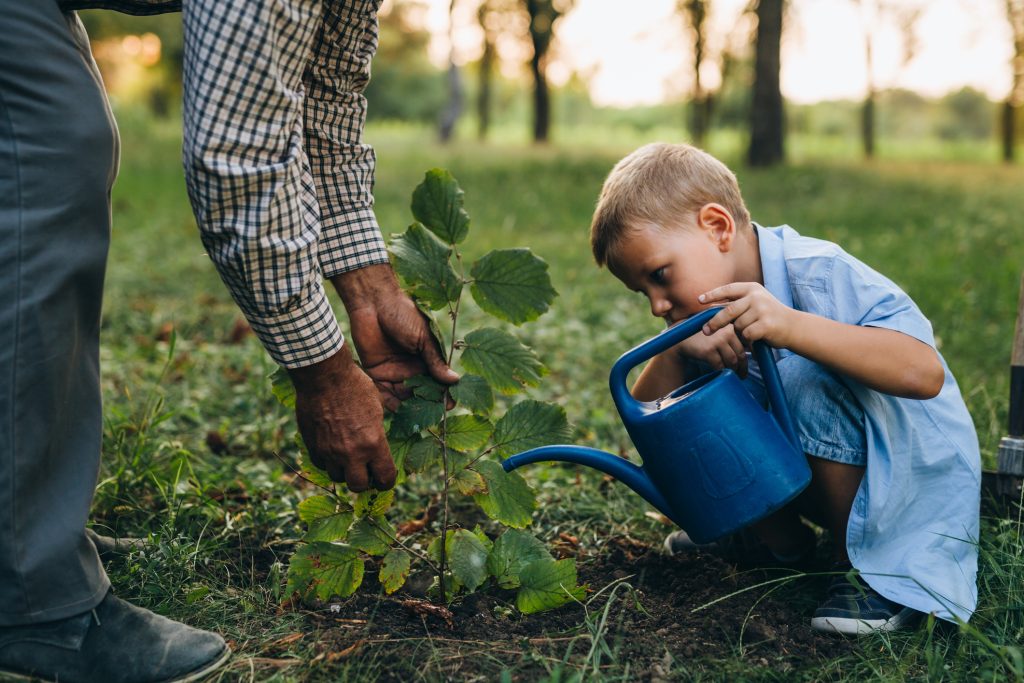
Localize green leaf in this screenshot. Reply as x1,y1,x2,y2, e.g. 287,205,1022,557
452,468,487,495
516,559,586,614
354,489,395,517
469,249,557,324
492,400,572,459
404,437,440,473
443,414,493,452
298,495,354,542
460,328,546,395
389,223,463,310
473,459,536,528
410,168,470,244
348,518,394,556
270,367,296,409
287,543,365,601
295,433,334,489
449,374,494,415
405,375,447,401
449,529,490,592
487,529,552,589
389,396,445,438
380,549,412,595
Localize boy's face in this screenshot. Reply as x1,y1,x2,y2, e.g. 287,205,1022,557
607,210,738,324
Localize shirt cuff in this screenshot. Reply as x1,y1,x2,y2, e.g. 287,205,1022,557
245,281,345,369
318,206,391,278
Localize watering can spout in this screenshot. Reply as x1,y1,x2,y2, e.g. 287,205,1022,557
502,446,676,524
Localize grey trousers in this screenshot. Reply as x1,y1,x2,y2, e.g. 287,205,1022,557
0,2,118,625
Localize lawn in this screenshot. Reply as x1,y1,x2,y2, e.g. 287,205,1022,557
92,110,1024,681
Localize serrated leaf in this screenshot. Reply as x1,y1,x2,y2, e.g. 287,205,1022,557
487,529,552,589
443,414,493,451
380,549,412,594
473,459,536,528
405,375,447,401
411,168,470,244
449,375,493,415
471,525,494,553
389,396,445,438
450,529,490,592
452,468,487,495
387,434,419,485
270,367,296,409
354,489,395,517
516,558,586,614
287,543,364,602
298,495,355,542
492,400,572,459
404,437,440,473
469,249,556,324
389,223,462,310
348,518,394,556
295,433,334,489
460,328,546,395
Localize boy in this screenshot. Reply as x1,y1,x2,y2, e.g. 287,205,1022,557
590,142,980,635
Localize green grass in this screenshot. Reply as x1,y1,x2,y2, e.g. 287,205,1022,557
92,110,1024,680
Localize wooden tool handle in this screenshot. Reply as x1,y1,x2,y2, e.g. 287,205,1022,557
1010,273,1024,437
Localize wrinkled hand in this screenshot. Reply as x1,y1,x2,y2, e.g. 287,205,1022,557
333,265,459,412
671,323,748,377
699,282,795,348
288,347,395,492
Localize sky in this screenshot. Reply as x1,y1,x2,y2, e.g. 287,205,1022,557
412,0,1014,107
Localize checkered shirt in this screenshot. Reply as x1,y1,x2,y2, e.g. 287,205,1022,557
181,0,391,368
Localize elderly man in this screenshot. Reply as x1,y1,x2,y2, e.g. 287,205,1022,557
0,1,453,681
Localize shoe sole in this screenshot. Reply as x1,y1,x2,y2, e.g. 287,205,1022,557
811,608,919,636
0,645,231,683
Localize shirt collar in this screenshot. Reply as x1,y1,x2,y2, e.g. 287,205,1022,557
755,223,794,310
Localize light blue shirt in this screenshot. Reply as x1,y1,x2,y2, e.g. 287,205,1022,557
757,224,980,622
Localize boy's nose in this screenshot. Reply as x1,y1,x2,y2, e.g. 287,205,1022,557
650,297,672,318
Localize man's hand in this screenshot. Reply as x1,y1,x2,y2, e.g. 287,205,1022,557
699,282,795,348
332,265,459,412
671,323,748,377
287,347,395,492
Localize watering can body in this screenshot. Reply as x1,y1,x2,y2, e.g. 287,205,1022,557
502,307,811,544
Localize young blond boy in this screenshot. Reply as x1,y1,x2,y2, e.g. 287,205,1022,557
590,142,980,634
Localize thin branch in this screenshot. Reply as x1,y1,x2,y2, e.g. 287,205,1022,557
271,450,337,497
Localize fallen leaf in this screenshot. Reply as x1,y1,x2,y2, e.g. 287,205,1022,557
399,599,454,628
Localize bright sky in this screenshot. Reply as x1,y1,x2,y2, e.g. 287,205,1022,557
415,0,1013,106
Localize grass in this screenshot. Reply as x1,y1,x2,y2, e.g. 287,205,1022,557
90,109,1024,681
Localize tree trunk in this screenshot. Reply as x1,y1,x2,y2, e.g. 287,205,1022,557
1004,100,1017,163
747,0,784,167
477,32,494,140
862,92,875,159
439,0,462,143
530,49,549,142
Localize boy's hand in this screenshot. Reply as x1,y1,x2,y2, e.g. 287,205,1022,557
672,323,748,377
699,282,795,348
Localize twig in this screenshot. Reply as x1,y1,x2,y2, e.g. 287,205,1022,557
271,450,337,497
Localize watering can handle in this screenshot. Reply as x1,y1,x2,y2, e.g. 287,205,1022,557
609,307,801,451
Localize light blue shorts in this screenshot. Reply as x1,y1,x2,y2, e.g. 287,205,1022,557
745,353,868,467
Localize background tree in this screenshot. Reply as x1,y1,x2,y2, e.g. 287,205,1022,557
439,0,465,142
368,1,447,123
1003,0,1024,162
523,0,571,143
747,0,785,166
679,0,712,147
477,0,497,140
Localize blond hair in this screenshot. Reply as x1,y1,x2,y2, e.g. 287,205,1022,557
590,142,751,267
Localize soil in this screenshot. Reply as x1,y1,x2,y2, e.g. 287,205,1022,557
288,535,859,680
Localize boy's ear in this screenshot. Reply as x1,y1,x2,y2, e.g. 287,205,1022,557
697,203,736,252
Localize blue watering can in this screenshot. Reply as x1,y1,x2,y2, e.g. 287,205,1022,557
502,307,811,544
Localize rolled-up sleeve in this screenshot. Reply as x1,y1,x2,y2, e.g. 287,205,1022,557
181,0,344,368
302,0,390,278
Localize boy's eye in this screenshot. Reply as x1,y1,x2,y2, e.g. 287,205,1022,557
650,267,667,284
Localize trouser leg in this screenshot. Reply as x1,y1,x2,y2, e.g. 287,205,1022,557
0,1,118,625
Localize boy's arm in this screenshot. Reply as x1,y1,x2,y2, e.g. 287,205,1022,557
700,282,945,400
631,325,749,401
631,352,689,401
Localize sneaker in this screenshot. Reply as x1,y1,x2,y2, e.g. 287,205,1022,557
811,563,921,635
663,524,816,569
0,590,230,683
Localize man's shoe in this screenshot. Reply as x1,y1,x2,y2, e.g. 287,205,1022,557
85,528,146,561
663,523,816,569
0,590,230,683
810,563,921,635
